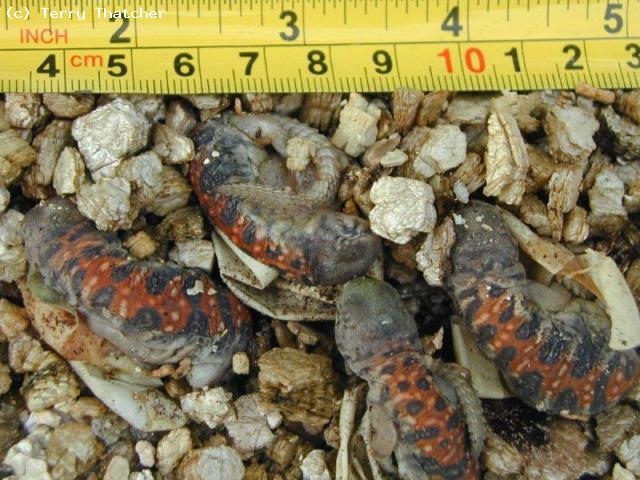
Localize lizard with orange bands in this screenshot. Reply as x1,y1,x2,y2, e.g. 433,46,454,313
23,197,252,388
190,113,381,286
446,201,640,415
336,277,482,480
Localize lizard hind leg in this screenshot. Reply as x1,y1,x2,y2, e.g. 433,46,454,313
27,266,77,314
431,359,486,458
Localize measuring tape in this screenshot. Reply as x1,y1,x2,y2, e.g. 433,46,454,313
1,0,640,94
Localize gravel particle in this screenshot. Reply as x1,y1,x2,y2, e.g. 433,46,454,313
0,209,26,282
47,421,105,480
599,105,640,161
32,120,72,187
301,449,332,480
232,352,250,375
0,129,37,185
519,194,552,237
613,463,637,480
544,104,599,163
380,148,408,168
5,93,46,129
169,240,215,271
617,435,640,475
153,123,195,165
146,166,192,216
104,455,130,480
223,394,278,456
156,427,192,475
452,179,469,203
547,165,584,240
24,410,61,432
123,231,158,259
575,83,615,104
166,100,198,135
22,361,80,412
53,147,85,195
562,206,589,243
332,93,380,156
116,151,164,210
177,445,245,480
129,470,154,480
258,348,336,431
416,217,456,287
158,206,206,241
285,136,313,172
369,176,436,244
445,94,491,126
180,387,233,429
616,90,640,123
483,111,529,205
76,177,135,231
72,98,150,179
391,88,424,135
135,441,156,468
414,124,467,178
4,427,51,480
589,167,627,218
300,93,341,133
183,95,228,110
42,93,94,119
0,185,8,213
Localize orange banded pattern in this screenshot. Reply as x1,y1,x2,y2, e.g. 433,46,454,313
23,198,251,388
336,278,479,480
447,201,640,415
190,115,381,286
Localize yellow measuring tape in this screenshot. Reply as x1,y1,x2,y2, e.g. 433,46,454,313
1,0,639,93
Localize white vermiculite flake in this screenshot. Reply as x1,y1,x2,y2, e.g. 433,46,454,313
414,124,467,178
72,98,150,179
53,147,86,195
369,176,436,244
332,93,380,156
76,177,135,231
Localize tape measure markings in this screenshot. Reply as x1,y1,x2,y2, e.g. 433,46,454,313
2,0,640,92
2,40,640,93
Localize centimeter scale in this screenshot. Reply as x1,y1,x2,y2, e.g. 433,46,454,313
1,0,640,93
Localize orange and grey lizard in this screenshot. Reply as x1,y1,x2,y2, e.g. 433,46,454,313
23,197,252,388
446,201,640,415
336,277,483,480
190,113,381,286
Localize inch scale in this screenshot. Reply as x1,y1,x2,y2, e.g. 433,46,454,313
1,0,640,93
